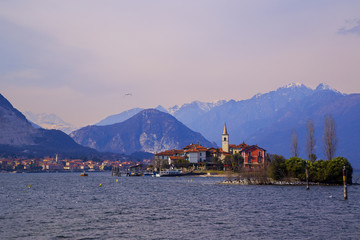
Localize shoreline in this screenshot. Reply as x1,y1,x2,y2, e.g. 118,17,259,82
219,178,359,186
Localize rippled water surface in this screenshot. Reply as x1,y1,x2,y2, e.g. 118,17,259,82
1,172,359,239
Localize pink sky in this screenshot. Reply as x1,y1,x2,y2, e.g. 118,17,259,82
1,1,360,127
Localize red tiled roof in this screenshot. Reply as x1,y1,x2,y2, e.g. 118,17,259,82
230,142,250,149
242,145,266,152
155,149,184,156
218,148,230,154
169,156,187,160
184,149,206,153
183,144,207,151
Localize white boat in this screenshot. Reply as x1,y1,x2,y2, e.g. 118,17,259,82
143,171,155,176
155,169,182,177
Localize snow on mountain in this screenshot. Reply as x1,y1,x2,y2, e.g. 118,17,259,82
315,83,344,95
0,94,95,156
167,105,180,115
24,112,76,134
283,82,305,88
95,100,227,127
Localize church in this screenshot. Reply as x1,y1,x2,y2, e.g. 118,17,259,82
154,123,267,169
221,123,267,169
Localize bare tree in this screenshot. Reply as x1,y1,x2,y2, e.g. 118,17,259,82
323,114,337,160
306,119,316,162
290,129,299,157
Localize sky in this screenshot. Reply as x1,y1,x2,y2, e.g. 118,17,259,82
1,1,360,127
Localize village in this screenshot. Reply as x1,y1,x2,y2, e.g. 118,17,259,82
0,124,267,175
0,155,137,173
1,123,352,187
152,124,267,172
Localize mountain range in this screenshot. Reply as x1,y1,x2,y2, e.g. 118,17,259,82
2,82,359,168
185,84,359,161
71,109,215,155
86,83,360,168
0,94,96,158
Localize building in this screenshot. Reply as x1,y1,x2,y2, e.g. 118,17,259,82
154,149,184,162
153,123,267,169
221,123,267,169
183,144,207,163
241,145,267,168
222,123,229,153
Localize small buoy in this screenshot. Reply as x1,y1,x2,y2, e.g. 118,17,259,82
116,179,118,183
99,183,102,187
28,185,31,189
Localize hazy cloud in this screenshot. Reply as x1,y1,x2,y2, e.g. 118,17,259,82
338,19,360,36
1,1,360,126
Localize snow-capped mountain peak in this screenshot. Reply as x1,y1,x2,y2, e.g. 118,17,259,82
24,112,76,134
284,82,304,88
315,83,344,95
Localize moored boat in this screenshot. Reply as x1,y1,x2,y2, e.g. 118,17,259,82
143,171,155,176
155,169,182,177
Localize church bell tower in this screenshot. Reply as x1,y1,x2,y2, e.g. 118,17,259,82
222,123,229,153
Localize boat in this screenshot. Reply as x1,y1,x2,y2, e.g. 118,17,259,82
143,171,155,176
155,169,182,177
80,172,88,176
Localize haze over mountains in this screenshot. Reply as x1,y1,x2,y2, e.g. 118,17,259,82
185,83,360,165
94,101,226,126
87,83,360,168
2,83,359,168
0,94,95,157
71,109,215,155
24,112,76,134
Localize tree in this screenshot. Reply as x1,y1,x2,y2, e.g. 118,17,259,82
231,153,244,172
285,157,306,180
290,130,299,157
325,157,352,184
323,114,337,161
269,155,287,181
173,159,190,169
224,156,232,171
306,119,316,162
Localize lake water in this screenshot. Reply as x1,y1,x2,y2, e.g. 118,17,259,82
1,172,359,239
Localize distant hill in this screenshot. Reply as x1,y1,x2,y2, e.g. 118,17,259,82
24,111,77,134
95,108,144,126
0,93,96,157
95,105,168,126
94,101,226,126
71,109,216,154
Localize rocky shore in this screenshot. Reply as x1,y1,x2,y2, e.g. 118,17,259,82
219,178,351,186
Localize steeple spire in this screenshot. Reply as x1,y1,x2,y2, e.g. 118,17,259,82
222,123,229,153
223,123,228,135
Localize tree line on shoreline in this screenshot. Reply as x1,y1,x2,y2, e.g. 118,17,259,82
271,114,353,184
269,155,352,184
221,114,353,184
